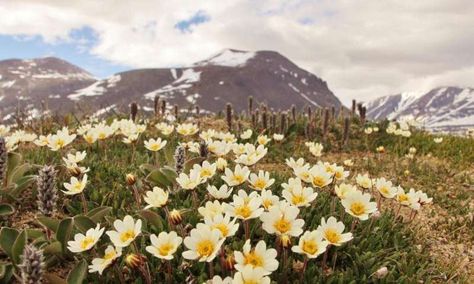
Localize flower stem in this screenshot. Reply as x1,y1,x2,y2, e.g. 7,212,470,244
80,192,88,214
244,220,250,240
208,261,214,279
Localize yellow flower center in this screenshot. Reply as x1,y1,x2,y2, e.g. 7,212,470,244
243,251,264,267
157,243,174,256
232,175,245,184
80,237,95,249
73,182,83,191
56,139,65,148
262,199,273,210
253,179,267,190
120,230,136,243
335,171,343,179
212,223,229,237
196,240,214,257
324,229,341,244
274,218,291,234
398,194,408,202
201,169,212,178
104,251,116,260
291,194,306,205
350,202,366,216
380,187,389,195
302,240,318,255
312,176,326,187
150,144,160,151
235,205,252,218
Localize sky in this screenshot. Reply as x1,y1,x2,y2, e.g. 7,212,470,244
0,0,473,105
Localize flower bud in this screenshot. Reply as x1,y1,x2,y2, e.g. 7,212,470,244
169,209,183,225
223,254,235,271
374,266,388,279
280,235,291,248
126,174,137,186
125,253,145,269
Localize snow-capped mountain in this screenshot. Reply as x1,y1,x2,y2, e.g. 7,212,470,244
0,57,95,120
0,49,342,121
365,86,474,131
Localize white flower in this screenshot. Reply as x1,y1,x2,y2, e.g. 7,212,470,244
193,161,217,181
207,184,233,200
335,183,358,200
282,185,317,207
309,165,333,188
433,137,443,143
146,231,182,260
176,169,203,190
221,165,250,186
144,187,169,209
182,224,224,262
260,189,280,210
308,143,324,157
375,178,397,199
207,275,233,284
316,217,353,246
88,245,122,275
234,240,279,275
225,190,263,220
341,191,378,220
248,171,275,191
216,157,228,171
144,138,167,151
67,224,104,253
232,266,271,284
292,230,328,258
273,133,284,141
204,213,239,239
260,201,304,237
62,174,88,195
198,200,225,219
257,135,270,145
356,173,372,189
396,187,421,210
106,215,142,247
176,123,199,136
63,151,87,165
240,129,253,140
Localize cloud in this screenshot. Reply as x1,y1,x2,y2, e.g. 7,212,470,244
1,0,473,105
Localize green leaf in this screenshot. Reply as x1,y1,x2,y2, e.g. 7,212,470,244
0,204,14,216
44,273,67,284
43,241,62,255
37,216,60,233
8,175,36,197
11,230,27,265
184,157,205,173
74,215,96,233
0,263,13,283
139,209,164,231
86,206,112,223
7,163,32,186
0,228,19,259
146,169,173,188
6,152,22,182
25,229,45,240
67,259,88,284
56,218,73,254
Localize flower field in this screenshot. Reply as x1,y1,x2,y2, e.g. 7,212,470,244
0,103,473,283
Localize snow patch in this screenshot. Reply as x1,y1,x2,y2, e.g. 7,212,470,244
196,49,256,67
144,68,201,100
170,69,178,80
68,81,106,101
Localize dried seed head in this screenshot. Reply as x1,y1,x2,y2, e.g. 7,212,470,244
154,95,160,117
343,117,350,146
248,96,254,115
195,105,200,116
20,245,44,284
291,104,296,123
174,146,186,175
199,140,208,159
174,105,179,121
0,137,6,185
161,100,167,116
130,102,138,122
37,165,58,217
226,103,233,131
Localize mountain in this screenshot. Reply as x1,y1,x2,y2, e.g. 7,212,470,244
0,57,95,121
0,49,342,121
365,86,474,132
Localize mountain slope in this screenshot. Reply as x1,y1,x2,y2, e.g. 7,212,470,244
365,86,474,131
65,49,342,116
0,57,95,120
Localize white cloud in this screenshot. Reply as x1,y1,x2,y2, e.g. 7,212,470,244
1,0,473,105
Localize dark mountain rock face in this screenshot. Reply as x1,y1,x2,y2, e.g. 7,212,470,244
1,49,342,120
